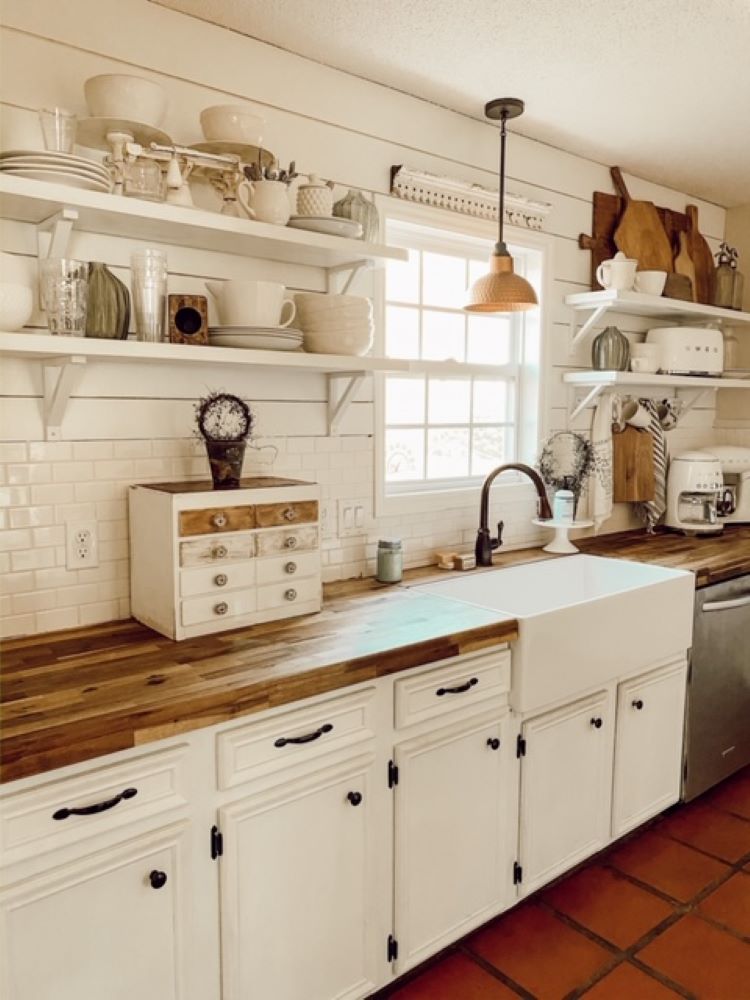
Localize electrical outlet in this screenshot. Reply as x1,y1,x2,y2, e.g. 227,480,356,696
66,520,99,569
338,502,367,538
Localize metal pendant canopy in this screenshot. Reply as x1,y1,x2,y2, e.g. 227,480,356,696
484,98,525,121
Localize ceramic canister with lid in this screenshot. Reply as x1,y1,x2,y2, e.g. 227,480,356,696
296,174,334,217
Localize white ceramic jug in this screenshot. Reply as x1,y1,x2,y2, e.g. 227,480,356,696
237,180,291,226
596,251,638,291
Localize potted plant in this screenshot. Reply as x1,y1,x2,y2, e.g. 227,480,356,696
195,391,253,490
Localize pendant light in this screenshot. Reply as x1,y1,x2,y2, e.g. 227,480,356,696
465,98,538,312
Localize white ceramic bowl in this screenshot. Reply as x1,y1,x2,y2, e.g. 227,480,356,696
631,343,661,361
84,74,167,126
294,293,370,314
303,323,373,356
0,283,34,331
0,251,32,287
200,105,265,144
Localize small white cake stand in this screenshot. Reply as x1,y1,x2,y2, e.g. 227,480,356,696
533,518,594,554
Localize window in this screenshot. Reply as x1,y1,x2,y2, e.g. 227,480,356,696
377,210,545,510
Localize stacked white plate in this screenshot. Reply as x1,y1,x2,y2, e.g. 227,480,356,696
287,216,363,239
0,150,112,192
208,326,304,351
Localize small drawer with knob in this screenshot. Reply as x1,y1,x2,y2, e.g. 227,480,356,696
179,533,255,567
255,501,318,529
180,591,256,627
180,561,256,598
178,505,256,537
255,525,319,557
256,576,321,612
255,551,320,586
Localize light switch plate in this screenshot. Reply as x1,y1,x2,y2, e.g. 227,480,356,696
338,501,367,538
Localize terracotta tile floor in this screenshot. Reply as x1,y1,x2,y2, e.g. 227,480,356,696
375,765,750,999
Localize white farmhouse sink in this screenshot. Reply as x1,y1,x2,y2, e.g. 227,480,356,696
417,555,695,713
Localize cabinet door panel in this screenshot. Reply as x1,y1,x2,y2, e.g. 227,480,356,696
612,659,687,837
394,712,514,973
220,754,378,1000
519,692,612,895
1,824,188,1000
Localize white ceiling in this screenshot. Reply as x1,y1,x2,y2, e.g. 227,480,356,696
158,0,750,207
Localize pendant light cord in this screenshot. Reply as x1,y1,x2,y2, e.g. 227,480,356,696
496,111,508,255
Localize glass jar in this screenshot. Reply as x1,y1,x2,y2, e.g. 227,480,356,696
376,538,403,583
123,159,164,202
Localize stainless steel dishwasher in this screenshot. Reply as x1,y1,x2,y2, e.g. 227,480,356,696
683,573,750,800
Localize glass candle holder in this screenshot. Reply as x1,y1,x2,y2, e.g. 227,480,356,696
39,258,88,336
38,108,77,154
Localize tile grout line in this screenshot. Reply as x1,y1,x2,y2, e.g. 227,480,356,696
456,943,536,999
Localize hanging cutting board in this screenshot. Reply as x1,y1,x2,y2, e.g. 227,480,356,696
673,231,697,301
613,427,655,502
610,167,673,272
685,205,714,304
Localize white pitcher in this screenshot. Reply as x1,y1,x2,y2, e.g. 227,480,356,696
596,251,638,291
237,179,291,226
205,279,296,328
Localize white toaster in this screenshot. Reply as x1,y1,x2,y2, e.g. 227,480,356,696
646,326,724,375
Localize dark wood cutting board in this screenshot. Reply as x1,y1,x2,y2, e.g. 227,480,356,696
613,427,655,502
685,205,714,304
611,167,673,272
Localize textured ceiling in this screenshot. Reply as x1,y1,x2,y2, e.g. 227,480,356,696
157,0,750,207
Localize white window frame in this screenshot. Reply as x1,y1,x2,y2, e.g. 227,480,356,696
373,197,553,518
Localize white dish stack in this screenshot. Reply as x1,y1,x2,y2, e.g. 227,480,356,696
0,150,112,192
294,293,374,356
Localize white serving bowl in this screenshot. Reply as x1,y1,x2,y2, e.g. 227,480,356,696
303,324,373,356
84,74,167,126
0,251,33,287
0,283,34,331
200,105,265,144
294,293,370,314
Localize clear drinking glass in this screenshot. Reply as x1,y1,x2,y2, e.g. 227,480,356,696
38,108,77,154
39,258,89,336
131,249,168,342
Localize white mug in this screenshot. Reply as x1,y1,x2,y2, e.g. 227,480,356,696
237,180,291,226
205,279,296,328
616,398,651,430
634,270,668,296
596,252,638,291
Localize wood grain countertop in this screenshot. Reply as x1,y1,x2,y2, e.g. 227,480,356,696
2,524,748,783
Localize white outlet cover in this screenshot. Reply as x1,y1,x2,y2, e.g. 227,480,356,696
66,519,99,569
338,502,367,538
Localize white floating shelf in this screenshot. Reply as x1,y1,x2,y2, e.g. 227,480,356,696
0,174,407,270
563,370,750,390
565,289,750,326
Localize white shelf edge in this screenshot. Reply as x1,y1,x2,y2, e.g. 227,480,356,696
562,370,750,390
564,289,750,326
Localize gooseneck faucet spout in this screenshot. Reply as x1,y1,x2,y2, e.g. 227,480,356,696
475,463,553,567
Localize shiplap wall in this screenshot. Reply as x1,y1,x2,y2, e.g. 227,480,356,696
0,0,746,637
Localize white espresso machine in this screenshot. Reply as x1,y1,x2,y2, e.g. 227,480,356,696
665,451,725,534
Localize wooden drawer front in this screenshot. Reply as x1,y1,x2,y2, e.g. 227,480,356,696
257,577,320,612
178,505,255,537
180,561,256,598
217,688,376,789
255,500,318,528
255,551,320,586
0,746,188,864
395,649,511,729
179,533,255,567
181,590,256,627
256,525,319,556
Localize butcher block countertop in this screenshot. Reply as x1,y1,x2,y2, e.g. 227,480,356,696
2,524,748,783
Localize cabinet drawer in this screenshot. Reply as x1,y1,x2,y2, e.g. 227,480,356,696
255,551,320,586
179,533,255,567
256,525,319,556
256,577,320,612
178,505,256,537
255,501,318,528
217,688,376,789
180,561,256,597
0,745,188,864
180,590,256,626
395,649,511,729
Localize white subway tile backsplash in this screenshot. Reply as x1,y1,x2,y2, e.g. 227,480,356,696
94,460,135,480
0,571,35,594
31,525,66,548
35,567,78,589
31,484,72,505
1,613,35,638
73,441,114,460
9,505,55,528
0,528,32,551
10,548,56,572
29,442,72,462
55,503,98,523
114,440,154,458
79,600,123,627
53,462,94,483
8,464,52,485
36,607,80,632
12,590,58,614
0,443,28,462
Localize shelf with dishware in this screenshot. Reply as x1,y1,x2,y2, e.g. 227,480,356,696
565,290,750,350
0,174,407,275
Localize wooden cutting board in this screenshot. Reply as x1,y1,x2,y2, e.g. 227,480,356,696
673,231,697,301
685,205,714,304
611,167,673,272
613,427,655,502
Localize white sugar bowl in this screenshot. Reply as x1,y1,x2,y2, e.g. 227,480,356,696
296,174,334,217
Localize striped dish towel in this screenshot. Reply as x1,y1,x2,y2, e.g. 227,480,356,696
636,399,667,532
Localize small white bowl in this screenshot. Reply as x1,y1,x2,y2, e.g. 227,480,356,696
304,326,373,356
84,74,167,126
630,356,660,374
0,283,34,331
200,105,265,144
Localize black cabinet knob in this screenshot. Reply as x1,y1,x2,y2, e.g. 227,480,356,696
632,699,644,711
590,717,603,729
149,869,168,889
486,737,501,751
347,791,363,807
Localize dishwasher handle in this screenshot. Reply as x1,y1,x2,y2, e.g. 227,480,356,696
702,592,750,613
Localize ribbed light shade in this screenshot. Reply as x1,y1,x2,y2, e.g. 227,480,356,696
464,252,538,312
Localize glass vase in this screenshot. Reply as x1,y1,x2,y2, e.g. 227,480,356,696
86,262,130,339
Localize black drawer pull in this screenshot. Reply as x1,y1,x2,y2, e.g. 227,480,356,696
486,737,501,751
590,716,603,729
632,699,644,711
436,677,478,697
274,723,333,748
347,791,363,806
149,870,168,890
53,786,138,821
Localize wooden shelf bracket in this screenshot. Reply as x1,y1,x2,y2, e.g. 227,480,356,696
42,355,86,441
327,371,367,435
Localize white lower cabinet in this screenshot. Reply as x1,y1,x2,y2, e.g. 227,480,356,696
517,691,613,896
218,752,380,1000
612,659,687,837
393,710,515,973
0,823,190,1000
